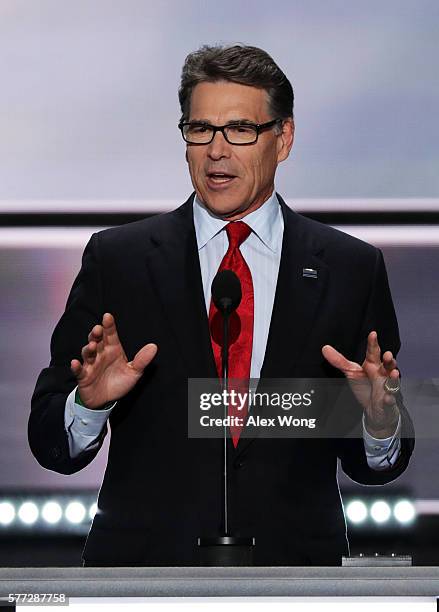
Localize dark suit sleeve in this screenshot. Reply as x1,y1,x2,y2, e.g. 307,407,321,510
337,247,415,485
28,233,108,475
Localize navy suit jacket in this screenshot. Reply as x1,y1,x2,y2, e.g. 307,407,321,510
29,193,414,566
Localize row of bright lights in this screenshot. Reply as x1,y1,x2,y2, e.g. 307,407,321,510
0,501,97,526
346,500,415,525
0,498,416,528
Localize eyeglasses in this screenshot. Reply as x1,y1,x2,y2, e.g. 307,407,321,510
178,118,282,145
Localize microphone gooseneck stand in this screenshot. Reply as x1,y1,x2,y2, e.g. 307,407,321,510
198,270,255,566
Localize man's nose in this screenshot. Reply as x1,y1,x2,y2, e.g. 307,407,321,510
207,129,231,159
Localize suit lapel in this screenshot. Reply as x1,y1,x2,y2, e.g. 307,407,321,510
144,195,217,379
236,194,329,455
259,195,329,378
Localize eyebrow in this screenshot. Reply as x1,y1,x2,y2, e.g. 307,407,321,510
188,118,256,125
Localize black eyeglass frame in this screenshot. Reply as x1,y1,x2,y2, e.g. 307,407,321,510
178,118,283,145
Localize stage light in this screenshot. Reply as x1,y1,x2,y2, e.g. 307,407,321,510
0,502,15,526
370,500,391,524
394,500,416,524
346,500,368,524
89,503,97,520
65,501,86,524
42,501,63,524
0,492,97,534
18,502,39,525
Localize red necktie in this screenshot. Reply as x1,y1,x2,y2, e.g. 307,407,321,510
208,222,254,447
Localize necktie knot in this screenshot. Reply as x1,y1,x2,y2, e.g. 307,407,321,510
226,221,251,248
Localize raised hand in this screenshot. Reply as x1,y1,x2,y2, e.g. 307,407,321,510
322,331,400,438
70,312,157,409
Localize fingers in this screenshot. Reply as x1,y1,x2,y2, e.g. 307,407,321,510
383,350,398,374
88,324,103,343
102,312,121,346
129,343,158,374
81,340,98,364
72,313,117,377
322,345,347,369
322,344,363,377
379,350,400,393
383,360,399,406
365,331,381,365
70,358,83,377
366,333,398,371
380,348,399,408
81,313,119,362
72,314,153,384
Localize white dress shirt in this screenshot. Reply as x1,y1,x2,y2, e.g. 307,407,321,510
64,192,401,469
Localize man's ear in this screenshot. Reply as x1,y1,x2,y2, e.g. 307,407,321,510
276,118,294,163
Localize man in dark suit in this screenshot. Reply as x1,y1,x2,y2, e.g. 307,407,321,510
29,44,414,566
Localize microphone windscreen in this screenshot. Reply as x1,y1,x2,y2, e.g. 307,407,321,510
211,269,242,312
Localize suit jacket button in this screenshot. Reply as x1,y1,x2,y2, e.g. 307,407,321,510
235,461,244,469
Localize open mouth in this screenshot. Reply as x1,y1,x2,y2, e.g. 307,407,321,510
206,172,237,186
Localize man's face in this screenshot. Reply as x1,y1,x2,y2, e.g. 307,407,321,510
185,81,294,220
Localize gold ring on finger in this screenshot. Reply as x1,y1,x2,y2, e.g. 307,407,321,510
383,377,400,394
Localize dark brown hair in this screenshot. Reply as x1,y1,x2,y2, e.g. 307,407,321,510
178,44,294,123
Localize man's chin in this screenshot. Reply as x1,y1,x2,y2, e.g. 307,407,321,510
199,195,247,220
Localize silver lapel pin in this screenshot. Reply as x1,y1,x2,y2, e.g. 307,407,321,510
303,268,318,279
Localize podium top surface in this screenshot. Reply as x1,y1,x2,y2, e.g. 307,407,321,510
1,567,439,597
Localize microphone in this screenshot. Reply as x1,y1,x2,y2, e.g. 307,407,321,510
211,269,239,536
198,267,255,564
211,269,241,314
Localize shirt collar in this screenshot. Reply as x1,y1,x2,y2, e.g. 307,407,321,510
193,191,282,253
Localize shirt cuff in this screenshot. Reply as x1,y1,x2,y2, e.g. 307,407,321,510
65,386,115,436
362,413,402,471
